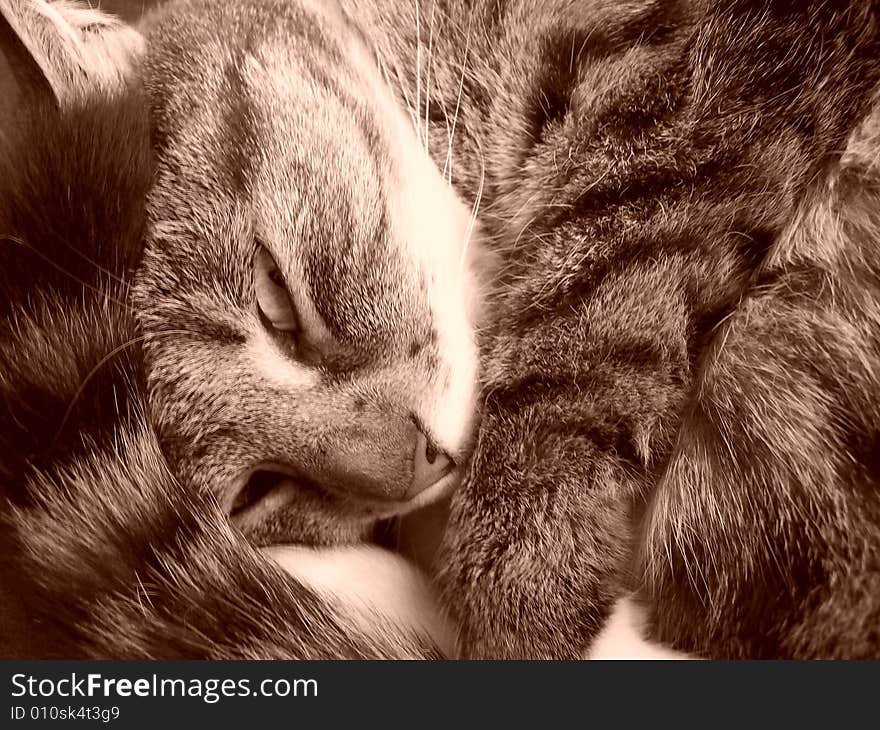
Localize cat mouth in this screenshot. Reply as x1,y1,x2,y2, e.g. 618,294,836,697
228,468,303,520
228,462,461,533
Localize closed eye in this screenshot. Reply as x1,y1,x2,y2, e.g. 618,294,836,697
254,244,299,333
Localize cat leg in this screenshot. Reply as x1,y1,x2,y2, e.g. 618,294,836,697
434,0,880,662
434,270,693,658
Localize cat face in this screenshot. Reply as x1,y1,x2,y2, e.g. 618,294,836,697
134,0,483,545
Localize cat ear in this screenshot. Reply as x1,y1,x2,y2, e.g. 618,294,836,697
0,0,143,120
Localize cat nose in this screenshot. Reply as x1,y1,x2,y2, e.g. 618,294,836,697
409,429,455,498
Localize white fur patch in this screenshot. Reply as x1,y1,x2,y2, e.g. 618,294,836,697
586,598,693,660
263,544,454,655
383,82,481,461
267,544,689,660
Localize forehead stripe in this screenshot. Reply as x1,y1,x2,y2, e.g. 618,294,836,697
219,59,260,198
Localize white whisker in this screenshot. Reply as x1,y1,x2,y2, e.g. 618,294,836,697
424,0,438,152
443,11,474,185
462,136,486,272
413,0,423,147
1,234,131,309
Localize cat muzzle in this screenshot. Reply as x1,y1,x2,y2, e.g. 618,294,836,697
409,429,455,499
323,425,456,503
231,421,458,522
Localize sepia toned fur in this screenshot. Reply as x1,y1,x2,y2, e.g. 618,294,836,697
2,0,880,659
0,0,461,658
138,0,483,549
348,0,880,657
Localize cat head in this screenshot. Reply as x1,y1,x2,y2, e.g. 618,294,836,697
134,0,484,545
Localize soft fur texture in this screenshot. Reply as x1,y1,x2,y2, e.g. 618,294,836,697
2,0,880,660
0,0,453,658
137,0,485,548
344,0,880,657
0,88,449,660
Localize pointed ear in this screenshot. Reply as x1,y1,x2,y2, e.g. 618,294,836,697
0,0,143,123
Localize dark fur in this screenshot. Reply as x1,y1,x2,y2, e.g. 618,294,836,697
347,0,880,657
4,0,880,659
0,89,439,659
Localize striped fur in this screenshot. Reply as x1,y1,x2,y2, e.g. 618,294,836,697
137,0,484,547
0,0,451,658
3,0,880,659
345,0,880,657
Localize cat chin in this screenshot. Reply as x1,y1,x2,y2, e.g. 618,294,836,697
263,544,455,657
585,598,693,660
389,470,461,516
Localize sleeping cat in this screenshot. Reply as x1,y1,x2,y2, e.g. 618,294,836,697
3,0,880,659
0,0,470,657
